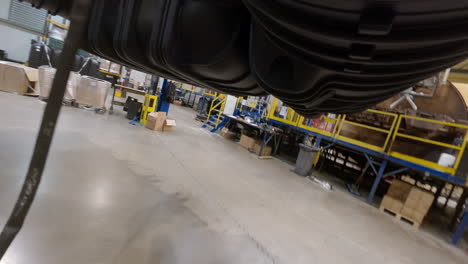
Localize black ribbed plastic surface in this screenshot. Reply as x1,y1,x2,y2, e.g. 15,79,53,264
22,0,468,116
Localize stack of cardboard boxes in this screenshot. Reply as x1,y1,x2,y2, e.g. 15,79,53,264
239,134,272,156
380,179,412,214
380,179,434,227
0,62,39,95
221,127,236,140
400,187,434,226
145,112,176,132
239,134,256,149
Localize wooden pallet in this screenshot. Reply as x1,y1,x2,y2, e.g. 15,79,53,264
379,206,421,228
24,93,39,97
62,100,75,107
77,104,107,114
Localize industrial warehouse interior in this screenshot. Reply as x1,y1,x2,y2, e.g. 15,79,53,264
1,0,468,263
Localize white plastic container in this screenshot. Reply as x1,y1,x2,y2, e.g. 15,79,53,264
38,66,56,99
66,72,80,101
38,66,79,101
438,153,456,167
76,76,110,108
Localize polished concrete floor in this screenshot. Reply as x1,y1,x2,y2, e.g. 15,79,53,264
0,92,467,264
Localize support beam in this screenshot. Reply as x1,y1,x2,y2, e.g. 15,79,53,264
450,190,467,231
312,137,322,166
364,153,379,175
158,79,171,114
382,167,408,178
452,211,468,245
367,159,388,204
443,184,455,211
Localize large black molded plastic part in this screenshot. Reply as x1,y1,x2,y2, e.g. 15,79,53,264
244,0,468,115
22,0,468,116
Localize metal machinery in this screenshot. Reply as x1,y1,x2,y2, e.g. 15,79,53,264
2,0,468,259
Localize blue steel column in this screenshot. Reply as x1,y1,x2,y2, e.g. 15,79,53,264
199,95,207,115
367,159,388,204
158,79,171,114
452,211,468,245
315,137,322,147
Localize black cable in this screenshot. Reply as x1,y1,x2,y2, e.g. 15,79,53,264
0,0,92,259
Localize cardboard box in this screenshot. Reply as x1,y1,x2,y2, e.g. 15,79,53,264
239,134,256,149
221,127,236,140
0,61,38,95
381,180,434,225
404,187,434,211
400,207,426,223
251,141,272,156
386,179,412,202
145,113,157,130
146,112,167,131
400,187,434,224
164,119,176,131
380,195,404,213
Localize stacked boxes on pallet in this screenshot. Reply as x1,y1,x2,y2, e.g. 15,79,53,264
380,179,435,227
400,188,434,225
239,134,273,156
380,179,412,214
239,134,256,149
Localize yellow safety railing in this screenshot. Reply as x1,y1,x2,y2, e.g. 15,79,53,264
267,98,301,126
261,96,468,178
335,109,398,152
182,85,195,92
206,94,226,128
298,114,342,137
203,90,217,97
46,18,69,29
388,115,468,175
236,97,244,112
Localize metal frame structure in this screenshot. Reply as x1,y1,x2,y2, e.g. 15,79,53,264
202,94,226,131
267,99,468,183
266,98,468,245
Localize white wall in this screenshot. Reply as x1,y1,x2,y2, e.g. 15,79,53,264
0,0,39,62
0,23,37,61
0,0,11,19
